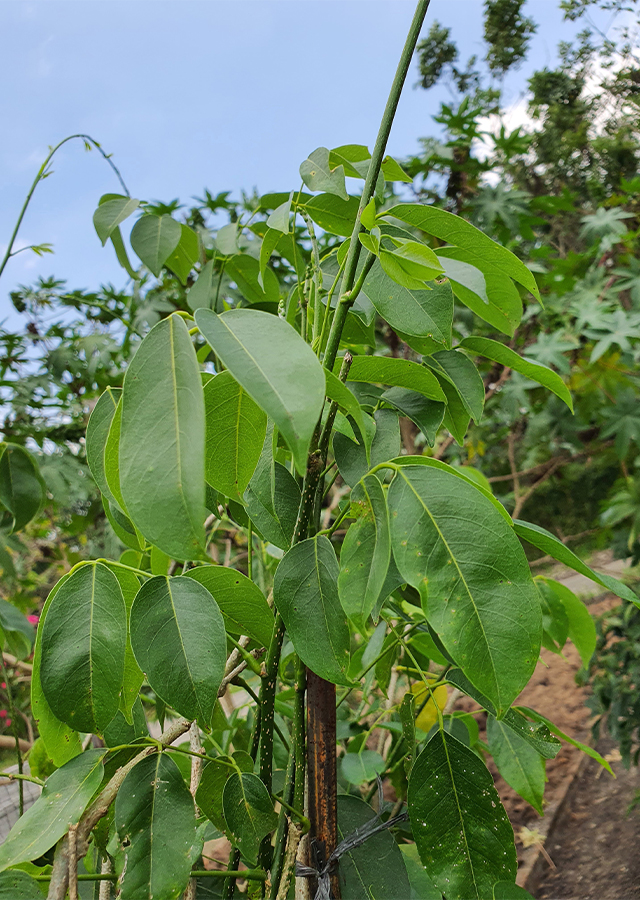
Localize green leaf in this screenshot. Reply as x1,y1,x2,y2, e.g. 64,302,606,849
361,262,453,346
184,565,274,647
222,772,278,865
459,336,573,411
339,475,391,629
110,224,137,278
493,883,535,900
120,315,206,560
40,562,127,734
103,397,127,513
305,193,360,236
536,577,596,668
334,408,400,488
204,370,267,499
425,349,485,423
115,753,197,900
244,425,300,549
196,308,326,474
408,731,516,900
0,443,45,533
216,222,239,255
31,577,82,767
337,794,412,900
438,248,522,336
187,259,218,311
381,155,413,183
344,356,446,402
274,535,351,685
104,564,144,723
300,147,348,200
379,249,443,291
400,844,442,900
0,870,43,899
86,387,121,499
93,197,139,246
130,213,181,276
386,203,540,301
196,751,254,832
487,715,546,814
267,194,293,233
513,520,639,606
341,749,385,785
0,598,34,659
519,706,614,774
102,497,144,552
259,227,283,289
104,696,148,747
360,198,377,231
0,749,105,872
388,466,541,714
381,387,444,447
130,575,227,728
165,223,200,285
325,370,372,458
225,254,280,305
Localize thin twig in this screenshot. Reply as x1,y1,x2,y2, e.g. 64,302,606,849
68,825,78,900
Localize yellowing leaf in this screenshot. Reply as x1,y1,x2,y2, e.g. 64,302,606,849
410,679,448,732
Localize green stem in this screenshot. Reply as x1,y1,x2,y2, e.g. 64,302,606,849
0,134,129,283
247,521,253,581
323,0,432,372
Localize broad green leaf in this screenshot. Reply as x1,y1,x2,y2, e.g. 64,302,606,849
165,223,200,284
130,213,181,276
216,222,239,255
400,844,442,900
361,262,453,346
446,668,561,759
267,194,293,233
487,715,546,814
223,772,278,865
0,443,45,533
225,253,280,305
187,259,218,311
102,497,144,552
300,147,348,200
104,564,144,723
31,576,82,767
381,387,444,447
0,597,34,659
343,356,445,403
104,397,127,513
196,308,326,474
244,445,300,550
274,535,351,685
360,198,377,231
408,731,516,900
150,543,171,576
459,336,573,411
86,387,121,499
130,575,227,728
0,749,105,872
120,315,206,560
338,795,412,900
386,203,540,301
103,696,148,747
339,475,391,629
388,466,541,714
0,870,43,899
379,248,443,291
93,196,139,245
438,248,522,335
259,227,283,289
305,193,360,236
536,577,596,668
110,224,137,278
513,519,639,605
389,456,511,524
40,562,127,734
438,378,471,445
196,751,254,832
519,706,614,774
538,577,570,654
381,155,413,183
341,749,385,785
325,370,372,458
326,144,385,196
493,884,535,900
425,349,485,423
115,753,196,900
334,408,400,488
204,370,267,499
184,565,274,647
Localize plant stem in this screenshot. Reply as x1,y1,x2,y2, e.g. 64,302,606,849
0,134,129,283
323,0,432,373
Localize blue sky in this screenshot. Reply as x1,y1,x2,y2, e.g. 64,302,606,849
0,0,600,311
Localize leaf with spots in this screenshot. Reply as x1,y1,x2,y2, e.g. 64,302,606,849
408,730,517,900
130,575,227,729
487,715,546,814
388,465,541,715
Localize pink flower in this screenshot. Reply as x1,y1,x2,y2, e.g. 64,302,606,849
0,710,7,719
0,683,5,690
5,719,11,728
27,615,39,625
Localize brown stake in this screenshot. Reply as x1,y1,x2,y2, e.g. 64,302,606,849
306,669,340,899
